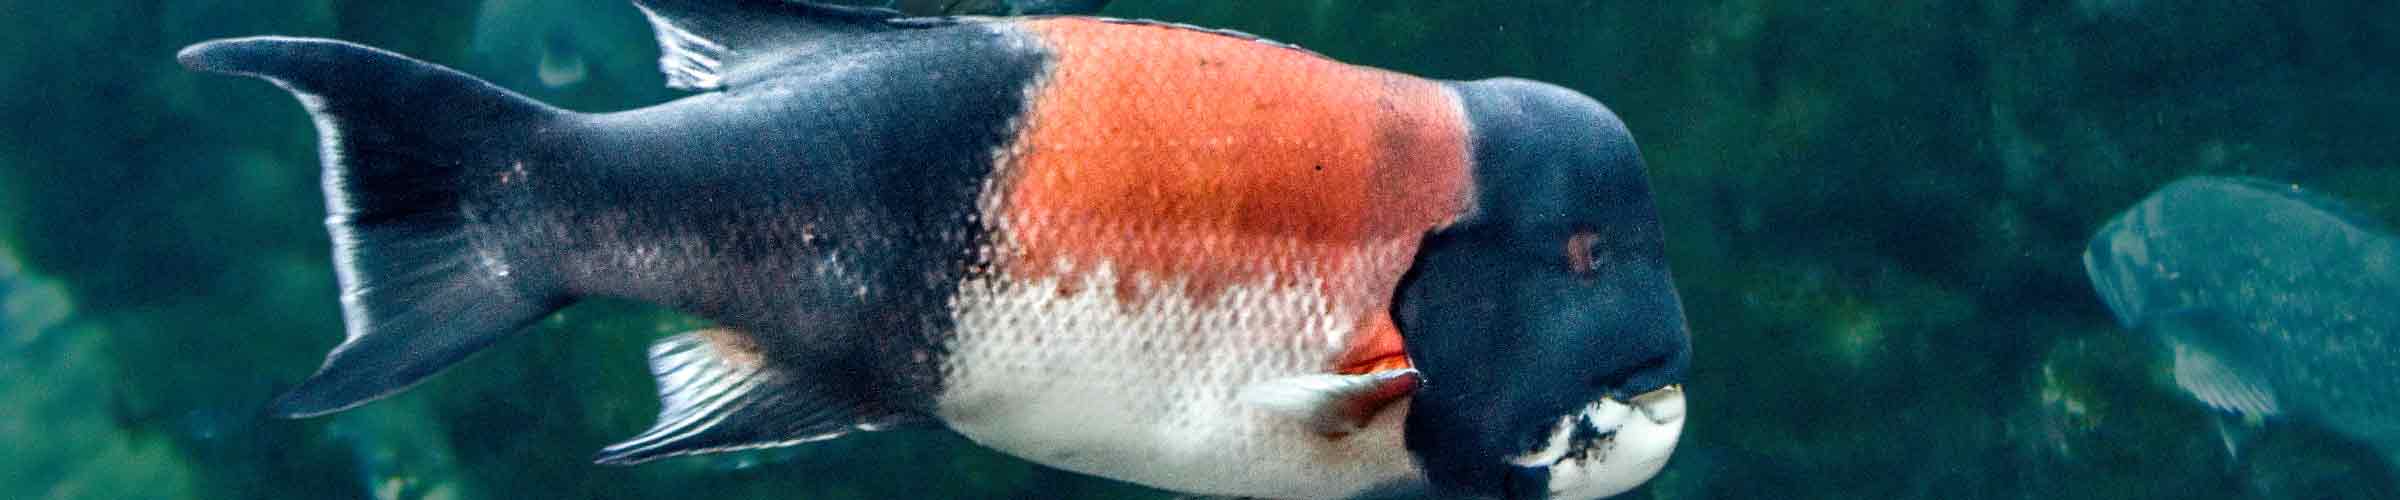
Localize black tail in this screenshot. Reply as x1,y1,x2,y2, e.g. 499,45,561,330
181,37,573,417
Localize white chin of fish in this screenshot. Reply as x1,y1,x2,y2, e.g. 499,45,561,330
1508,386,1687,500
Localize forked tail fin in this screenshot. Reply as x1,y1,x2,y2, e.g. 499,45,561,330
180,37,573,417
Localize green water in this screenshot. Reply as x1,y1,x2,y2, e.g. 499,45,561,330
4,1,2397,498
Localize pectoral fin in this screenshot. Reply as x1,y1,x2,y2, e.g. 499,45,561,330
2171,341,2282,418
1238,369,1419,438
595,329,926,465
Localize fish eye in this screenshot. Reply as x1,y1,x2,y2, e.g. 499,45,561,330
1564,228,1603,278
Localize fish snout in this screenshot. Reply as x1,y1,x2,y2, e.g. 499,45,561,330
2082,220,2154,328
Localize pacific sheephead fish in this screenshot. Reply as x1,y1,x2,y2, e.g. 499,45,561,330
179,1,1692,498
2084,176,2400,468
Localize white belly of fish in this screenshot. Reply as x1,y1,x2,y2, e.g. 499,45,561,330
937,265,1420,499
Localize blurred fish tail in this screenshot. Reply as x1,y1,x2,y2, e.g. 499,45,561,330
179,37,574,418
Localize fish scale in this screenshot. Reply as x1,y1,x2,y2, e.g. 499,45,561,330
940,264,1403,498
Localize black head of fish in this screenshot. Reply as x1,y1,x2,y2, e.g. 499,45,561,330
1396,78,1692,499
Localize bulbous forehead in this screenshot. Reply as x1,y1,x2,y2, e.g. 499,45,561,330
1444,77,1653,234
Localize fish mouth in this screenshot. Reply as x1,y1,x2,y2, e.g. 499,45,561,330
1505,385,1686,500
2082,222,2146,329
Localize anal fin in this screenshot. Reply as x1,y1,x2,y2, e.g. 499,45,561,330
595,329,922,465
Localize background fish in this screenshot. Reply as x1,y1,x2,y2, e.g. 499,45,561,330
177,1,1692,498
2083,176,2400,469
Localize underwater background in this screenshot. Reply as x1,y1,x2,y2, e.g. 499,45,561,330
3,0,2397,498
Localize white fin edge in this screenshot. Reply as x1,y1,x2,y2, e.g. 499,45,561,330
633,3,729,90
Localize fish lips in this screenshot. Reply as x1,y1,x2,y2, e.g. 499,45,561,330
1530,388,1686,499
1407,386,1686,500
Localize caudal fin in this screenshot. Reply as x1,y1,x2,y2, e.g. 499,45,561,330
180,37,573,417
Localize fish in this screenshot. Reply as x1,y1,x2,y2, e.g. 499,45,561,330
2083,176,2400,468
177,1,1692,498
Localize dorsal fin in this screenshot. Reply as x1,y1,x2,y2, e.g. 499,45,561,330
888,0,1110,16
594,329,925,464
631,0,908,90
